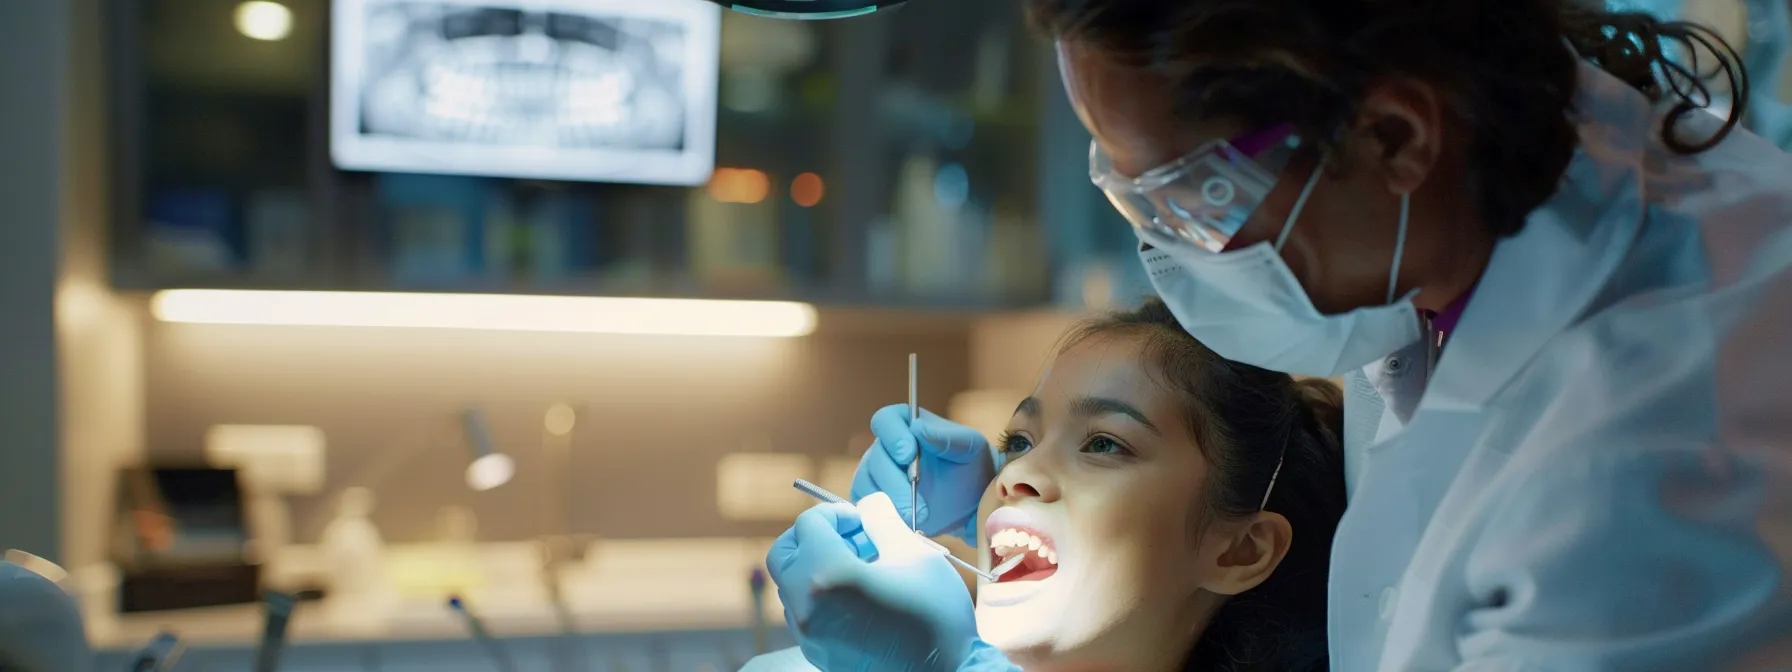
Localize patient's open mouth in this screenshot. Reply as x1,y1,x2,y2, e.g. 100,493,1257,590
989,527,1059,583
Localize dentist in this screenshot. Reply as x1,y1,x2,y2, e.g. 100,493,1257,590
765,1,1792,671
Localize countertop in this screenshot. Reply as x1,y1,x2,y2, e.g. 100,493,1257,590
85,537,785,652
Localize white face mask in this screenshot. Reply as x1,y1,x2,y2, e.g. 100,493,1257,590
1137,164,1422,378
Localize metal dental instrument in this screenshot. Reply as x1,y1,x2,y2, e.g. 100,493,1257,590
126,632,185,672
792,479,1024,582
253,591,296,672
450,596,519,672
749,569,769,655
907,353,919,532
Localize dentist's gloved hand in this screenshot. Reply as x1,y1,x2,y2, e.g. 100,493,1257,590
765,493,1019,672
851,405,996,546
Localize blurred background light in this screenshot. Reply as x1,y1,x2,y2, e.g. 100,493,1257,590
151,290,819,338
234,1,293,41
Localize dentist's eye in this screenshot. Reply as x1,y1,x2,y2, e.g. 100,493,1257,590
996,431,1033,456
1080,435,1132,456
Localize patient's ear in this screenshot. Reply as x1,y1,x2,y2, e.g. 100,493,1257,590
1201,512,1293,596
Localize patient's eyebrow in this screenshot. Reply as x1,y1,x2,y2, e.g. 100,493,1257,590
1069,396,1160,436
1013,397,1041,418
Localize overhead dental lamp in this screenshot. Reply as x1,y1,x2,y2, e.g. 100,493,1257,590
703,0,908,20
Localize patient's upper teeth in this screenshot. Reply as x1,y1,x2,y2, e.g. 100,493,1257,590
990,528,1057,559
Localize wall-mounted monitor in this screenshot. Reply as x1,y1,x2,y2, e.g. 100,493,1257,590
330,0,721,186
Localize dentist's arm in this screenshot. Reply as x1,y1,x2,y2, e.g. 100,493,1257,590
1452,441,1792,672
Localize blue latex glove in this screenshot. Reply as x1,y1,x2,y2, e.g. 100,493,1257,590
850,405,996,545
765,493,1018,672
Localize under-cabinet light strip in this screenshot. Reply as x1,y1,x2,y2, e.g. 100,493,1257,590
150,290,818,338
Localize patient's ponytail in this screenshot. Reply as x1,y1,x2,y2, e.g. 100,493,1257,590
1292,378,1344,453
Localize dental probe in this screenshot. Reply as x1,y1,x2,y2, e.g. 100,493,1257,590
908,353,920,533
449,595,518,672
125,632,184,672
252,591,295,672
791,479,1025,581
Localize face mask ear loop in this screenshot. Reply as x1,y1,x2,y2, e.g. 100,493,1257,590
1274,163,1325,252
1386,192,1411,304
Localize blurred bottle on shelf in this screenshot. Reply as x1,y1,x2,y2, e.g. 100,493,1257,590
432,505,484,599
380,174,489,286
388,207,469,285
895,153,988,300
983,198,1048,302
245,190,311,280
145,188,236,275
526,194,594,285
688,168,784,294
893,153,948,297
866,215,900,296
320,487,393,631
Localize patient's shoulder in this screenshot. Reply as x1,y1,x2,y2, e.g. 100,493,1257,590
738,647,818,672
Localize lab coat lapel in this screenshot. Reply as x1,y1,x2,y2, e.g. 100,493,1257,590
1424,62,1651,414
1332,63,1655,672
1389,60,1654,572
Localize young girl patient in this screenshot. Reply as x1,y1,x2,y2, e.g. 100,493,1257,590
747,298,1347,671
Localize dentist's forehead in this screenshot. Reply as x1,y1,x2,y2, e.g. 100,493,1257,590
1054,39,1242,177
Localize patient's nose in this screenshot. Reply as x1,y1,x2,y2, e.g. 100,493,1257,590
997,455,1060,503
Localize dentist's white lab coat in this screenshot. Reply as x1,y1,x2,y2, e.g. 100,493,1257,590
747,58,1792,672
1321,61,1792,671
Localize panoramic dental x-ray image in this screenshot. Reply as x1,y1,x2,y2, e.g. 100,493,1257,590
355,3,687,151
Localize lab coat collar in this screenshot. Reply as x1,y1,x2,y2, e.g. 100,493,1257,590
1422,62,1653,411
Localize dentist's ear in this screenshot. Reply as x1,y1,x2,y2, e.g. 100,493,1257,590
1200,512,1294,596
1349,77,1445,197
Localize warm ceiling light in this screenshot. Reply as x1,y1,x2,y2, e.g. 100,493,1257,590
708,168,771,204
790,172,825,207
151,290,818,338
235,1,294,41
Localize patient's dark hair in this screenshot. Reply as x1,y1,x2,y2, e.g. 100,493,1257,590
1062,297,1346,672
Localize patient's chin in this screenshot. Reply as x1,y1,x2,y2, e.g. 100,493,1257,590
975,602,1056,655
991,644,1055,669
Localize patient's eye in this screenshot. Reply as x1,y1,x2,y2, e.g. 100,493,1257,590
1080,435,1129,456
996,432,1033,456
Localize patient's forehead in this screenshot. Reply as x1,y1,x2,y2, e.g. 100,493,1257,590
1033,334,1170,408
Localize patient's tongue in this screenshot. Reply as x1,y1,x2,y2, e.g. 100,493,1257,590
999,551,1058,583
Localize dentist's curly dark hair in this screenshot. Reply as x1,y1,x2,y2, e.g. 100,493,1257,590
1063,297,1347,672
1025,0,1747,238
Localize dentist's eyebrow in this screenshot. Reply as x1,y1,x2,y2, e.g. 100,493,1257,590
1069,396,1161,436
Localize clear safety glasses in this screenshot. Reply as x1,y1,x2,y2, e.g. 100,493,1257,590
1090,124,1303,253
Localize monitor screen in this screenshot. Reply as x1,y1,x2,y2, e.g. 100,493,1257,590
329,0,721,186
115,467,250,565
